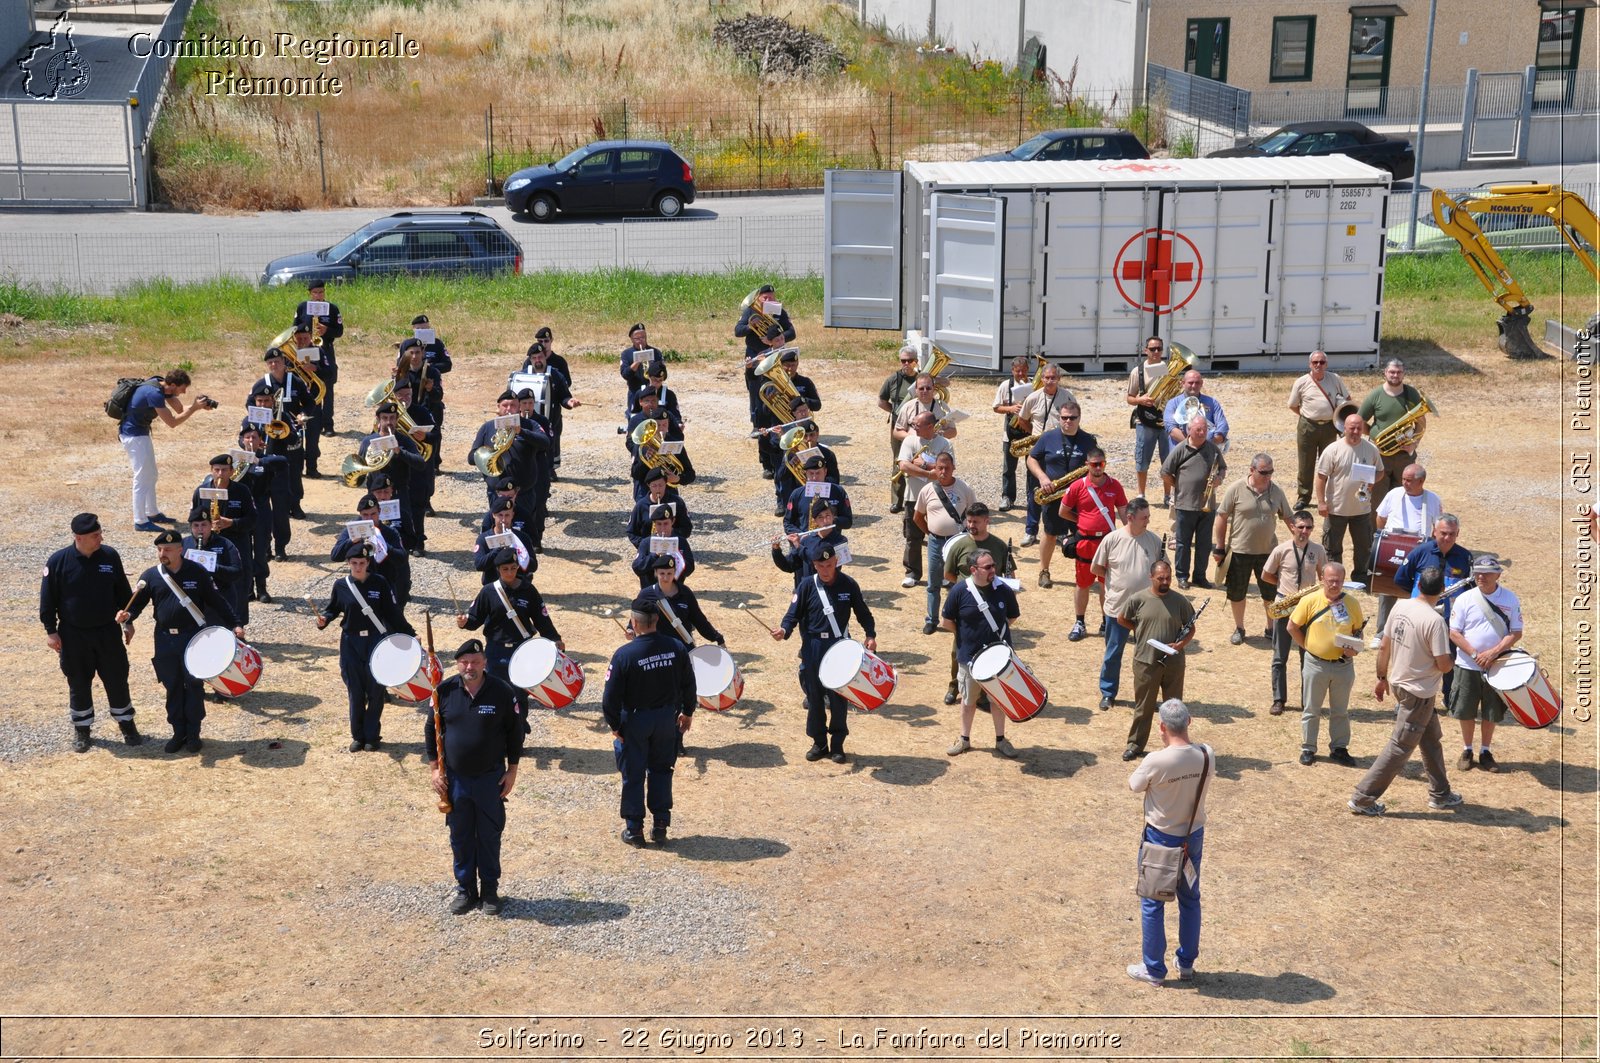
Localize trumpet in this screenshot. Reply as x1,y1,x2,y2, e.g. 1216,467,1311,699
1034,465,1089,506
1372,392,1439,457
630,418,686,478
269,327,328,406
1146,341,1197,407
1200,458,1223,510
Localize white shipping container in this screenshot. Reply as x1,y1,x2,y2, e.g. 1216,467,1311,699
823,157,1392,374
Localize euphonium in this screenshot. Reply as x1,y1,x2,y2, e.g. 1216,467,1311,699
1267,582,1320,620
1147,341,1197,407
779,423,809,483
1372,392,1439,457
269,327,328,406
917,342,952,404
756,346,804,423
629,418,685,478
1034,465,1089,506
341,444,394,489
741,287,782,344
394,406,435,463
472,425,517,478
365,378,395,408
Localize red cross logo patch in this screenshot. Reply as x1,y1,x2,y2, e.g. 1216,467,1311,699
1097,161,1179,174
1112,228,1204,315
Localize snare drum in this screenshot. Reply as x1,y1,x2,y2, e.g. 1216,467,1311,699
968,642,1048,722
1368,530,1423,598
507,637,585,709
368,634,442,703
689,645,744,711
817,638,897,711
1486,650,1563,730
183,625,263,698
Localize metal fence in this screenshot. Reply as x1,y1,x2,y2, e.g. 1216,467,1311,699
1146,64,1250,137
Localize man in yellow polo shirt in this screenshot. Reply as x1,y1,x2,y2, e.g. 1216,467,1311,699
1287,562,1365,766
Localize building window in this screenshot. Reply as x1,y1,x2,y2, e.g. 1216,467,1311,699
1534,5,1586,108
1346,14,1394,115
1270,16,1316,81
1185,18,1230,82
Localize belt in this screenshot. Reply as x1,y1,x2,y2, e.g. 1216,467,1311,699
498,640,518,648
1299,415,1332,425
1311,652,1350,664
351,628,371,636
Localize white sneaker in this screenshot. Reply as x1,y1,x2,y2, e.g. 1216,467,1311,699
1125,963,1164,987
1368,635,1382,649
900,575,917,588
1176,965,1195,981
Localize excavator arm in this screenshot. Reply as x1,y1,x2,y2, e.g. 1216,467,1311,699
1430,184,1600,359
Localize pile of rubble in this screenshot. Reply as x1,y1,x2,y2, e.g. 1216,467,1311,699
711,14,845,78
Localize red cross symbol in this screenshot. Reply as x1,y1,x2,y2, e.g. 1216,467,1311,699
1112,228,1204,315
1097,161,1178,174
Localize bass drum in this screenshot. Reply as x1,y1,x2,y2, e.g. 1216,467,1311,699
368,634,442,704
1368,530,1423,598
689,645,744,711
183,625,263,698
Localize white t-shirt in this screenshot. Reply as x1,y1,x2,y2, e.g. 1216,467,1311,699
1376,487,1442,535
1450,584,1524,671
897,433,953,503
915,477,975,538
1129,742,1212,835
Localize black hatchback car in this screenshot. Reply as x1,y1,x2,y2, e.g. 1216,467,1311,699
261,212,522,287
503,140,697,221
976,128,1150,162
1207,121,1415,180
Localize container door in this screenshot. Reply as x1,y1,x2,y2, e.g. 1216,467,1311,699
823,169,902,330
1039,185,1162,363
1274,183,1387,355
1161,187,1275,359
926,192,1004,370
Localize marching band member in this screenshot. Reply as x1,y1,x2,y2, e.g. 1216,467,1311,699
619,323,661,400
1210,453,1295,646
1446,556,1523,774
466,391,552,515
1162,369,1229,450
1090,498,1167,711
1370,462,1443,644
192,453,256,624
245,387,306,524
1025,399,1095,585
117,368,213,532
294,280,342,434
773,420,838,513
784,455,853,535
627,361,679,420
390,378,439,547
330,494,411,606
1060,447,1127,641
630,505,696,589
118,530,243,754
426,638,524,916
1118,559,1196,762
940,502,1011,707
40,513,141,751
1287,562,1365,767
182,507,243,625
735,285,796,430
410,312,454,378
913,451,974,635
1392,515,1473,642
519,342,582,473
1016,364,1074,543
458,548,564,689
878,347,920,511
639,553,724,647
254,344,318,510
757,356,820,490
1286,350,1350,509
893,373,957,450
1314,411,1381,583
357,402,427,551
236,426,288,599
994,355,1033,512
281,323,325,478
1161,414,1226,590
772,499,848,586
1261,510,1325,717
604,595,696,846
473,496,535,586
628,412,696,501
512,388,556,552
1126,337,1172,505
772,545,877,765
1358,358,1425,499
624,386,683,445
317,540,413,753
896,411,954,590
629,467,692,544
940,548,1021,759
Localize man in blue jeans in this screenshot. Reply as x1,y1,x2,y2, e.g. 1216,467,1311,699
1127,698,1213,987
1091,499,1166,710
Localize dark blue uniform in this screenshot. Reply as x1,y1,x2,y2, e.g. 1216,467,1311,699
754,370,821,478
192,476,255,622
181,532,243,625
630,540,696,589
1028,427,1098,537
357,432,426,550
734,302,795,424
626,491,692,545
780,571,876,751
328,525,410,606
404,398,440,545
255,368,320,491
40,542,135,730
770,530,847,586
321,572,412,745
783,482,853,535
237,451,289,589
294,297,342,432
942,577,1021,667
601,632,696,834
472,523,536,585
461,579,561,686
424,672,524,902
619,342,661,396
774,441,838,508
126,561,239,742
638,584,723,646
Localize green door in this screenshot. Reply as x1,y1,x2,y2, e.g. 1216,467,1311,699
1185,18,1230,82
1345,15,1393,115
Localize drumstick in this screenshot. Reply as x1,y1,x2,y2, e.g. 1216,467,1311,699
737,602,775,631
121,580,146,616
444,574,463,617
599,608,631,635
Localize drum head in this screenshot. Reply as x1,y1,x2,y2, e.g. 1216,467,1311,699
508,638,557,688
183,626,235,681
969,643,1013,683
1487,652,1537,692
689,645,734,695
817,639,864,688
368,634,423,685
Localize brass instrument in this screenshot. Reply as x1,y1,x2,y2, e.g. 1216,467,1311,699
1008,432,1040,459
209,497,221,523
1372,392,1439,457
1007,357,1046,431
917,343,952,404
895,410,963,474
1146,341,1197,407
269,327,328,406
1267,582,1319,620
264,394,295,441
363,378,434,463
340,443,394,489
629,418,686,478
1034,464,1089,506
1200,457,1223,510
755,347,805,423
472,424,517,479
741,287,783,345
779,423,809,484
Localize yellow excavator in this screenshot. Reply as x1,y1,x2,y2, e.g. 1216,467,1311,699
1429,183,1599,359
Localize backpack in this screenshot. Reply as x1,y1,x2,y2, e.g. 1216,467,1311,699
106,376,156,420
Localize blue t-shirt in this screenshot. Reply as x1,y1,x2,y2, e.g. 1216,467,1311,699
119,383,165,437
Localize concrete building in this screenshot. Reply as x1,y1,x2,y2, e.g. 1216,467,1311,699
0,0,30,70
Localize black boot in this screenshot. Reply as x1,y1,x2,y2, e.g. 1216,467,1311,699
72,726,91,753
118,720,144,747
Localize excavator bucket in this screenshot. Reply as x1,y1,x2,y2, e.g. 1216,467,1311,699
1497,309,1547,360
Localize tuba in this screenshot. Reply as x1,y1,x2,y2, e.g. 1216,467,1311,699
755,347,805,423
1372,392,1439,457
629,418,686,478
779,423,809,484
269,327,328,406
1146,341,1197,407
1034,465,1089,506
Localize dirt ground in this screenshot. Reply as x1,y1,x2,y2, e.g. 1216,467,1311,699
0,317,1594,1062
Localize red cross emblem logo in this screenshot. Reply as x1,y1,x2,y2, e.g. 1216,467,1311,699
1113,228,1204,315
1097,161,1179,174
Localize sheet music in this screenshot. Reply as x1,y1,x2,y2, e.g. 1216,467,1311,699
377,499,402,522
184,548,216,572
246,406,273,425
198,487,229,501
345,520,376,541
304,300,330,317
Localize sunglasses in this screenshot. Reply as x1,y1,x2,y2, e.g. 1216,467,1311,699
1087,461,1105,468
1061,414,1080,421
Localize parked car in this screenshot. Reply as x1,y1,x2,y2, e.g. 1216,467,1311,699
503,139,696,221
975,128,1150,163
1385,196,1595,253
261,212,522,287
1207,121,1414,180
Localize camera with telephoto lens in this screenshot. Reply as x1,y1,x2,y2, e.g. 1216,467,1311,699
198,396,219,410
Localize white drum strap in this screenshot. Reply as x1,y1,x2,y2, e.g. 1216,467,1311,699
1086,482,1117,530
658,598,695,648
493,581,532,640
159,569,206,627
1458,588,1509,638
812,575,844,639
345,576,388,635
965,578,1007,640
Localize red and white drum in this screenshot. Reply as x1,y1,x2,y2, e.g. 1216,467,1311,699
368,633,442,704
1368,530,1424,598
183,625,262,698
1487,650,1563,730
969,643,1048,722
690,645,744,711
508,637,585,709
818,638,897,711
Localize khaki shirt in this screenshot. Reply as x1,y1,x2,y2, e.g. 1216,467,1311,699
1129,742,1212,834
1383,597,1450,697
1092,527,1167,618
915,476,975,538
1018,387,1076,435
944,531,1012,581
897,433,953,503
1217,478,1293,554
1263,539,1327,599
1290,588,1364,661
1316,438,1381,516
1286,372,1351,423
1123,587,1196,666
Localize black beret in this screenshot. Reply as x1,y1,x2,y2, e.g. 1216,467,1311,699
341,540,375,561
356,494,378,511
779,349,798,363
490,547,519,568
648,552,676,570
249,384,275,400
70,513,99,535
813,544,836,561
536,326,553,340
515,388,535,401
756,284,775,295
392,379,413,392
628,322,647,335
411,313,429,326
497,389,518,403
374,401,398,416
263,347,284,361
397,337,421,353
153,530,182,546
491,497,515,513
366,472,391,490
630,592,656,612
647,361,667,378
455,638,485,657
810,498,836,516
650,504,673,522
788,395,810,412
525,341,545,356
802,455,825,470
636,386,659,400
642,467,667,485
209,453,232,467
187,506,210,522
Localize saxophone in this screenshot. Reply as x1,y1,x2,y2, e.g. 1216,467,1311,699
1034,465,1089,506
1267,582,1319,620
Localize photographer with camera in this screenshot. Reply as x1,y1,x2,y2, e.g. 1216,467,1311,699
117,369,215,532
